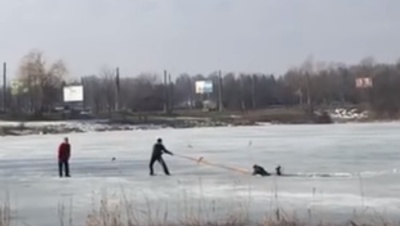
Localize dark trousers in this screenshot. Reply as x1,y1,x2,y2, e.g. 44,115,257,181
149,155,170,175
58,161,70,177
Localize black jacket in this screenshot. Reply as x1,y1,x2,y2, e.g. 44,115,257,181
252,165,270,176
276,166,282,176
152,143,172,158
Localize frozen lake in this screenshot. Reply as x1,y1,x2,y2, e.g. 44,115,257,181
0,123,399,225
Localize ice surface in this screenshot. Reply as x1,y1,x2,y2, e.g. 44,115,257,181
0,123,400,225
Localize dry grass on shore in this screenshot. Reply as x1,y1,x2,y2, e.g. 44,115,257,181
0,195,10,226
1,194,399,226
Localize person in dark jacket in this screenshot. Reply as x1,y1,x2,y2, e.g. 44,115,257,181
58,137,71,177
149,138,173,176
252,164,270,176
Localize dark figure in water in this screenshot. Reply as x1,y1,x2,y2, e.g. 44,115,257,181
276,165,282,176
252,164,270,176
58,137,71,177
149,138,173,176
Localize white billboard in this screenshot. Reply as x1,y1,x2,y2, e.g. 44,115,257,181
355,77,373,88
63,85,83,102
195,80,213,94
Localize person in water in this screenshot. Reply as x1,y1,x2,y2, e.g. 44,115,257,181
149,138,173,176
252,164,270,176
276,165,282,176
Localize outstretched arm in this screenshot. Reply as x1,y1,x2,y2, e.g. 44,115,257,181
162,145,173,155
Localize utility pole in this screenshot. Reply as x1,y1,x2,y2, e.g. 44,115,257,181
305,72,313,118
240,74,246,114
81,77,86,111
3,62,6,112
163,70,168,114
189,76,193,109
115,67,120,112
168,73,172,114
251,75,256,109
217,70,223,112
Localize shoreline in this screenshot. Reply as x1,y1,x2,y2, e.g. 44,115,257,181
2,107,395,136
0,117,398,137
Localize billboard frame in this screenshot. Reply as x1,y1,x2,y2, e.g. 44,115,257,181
195,80,213,94
63,85,84,103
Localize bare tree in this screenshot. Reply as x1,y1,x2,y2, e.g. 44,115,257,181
17,50,67,114
99,67,117,114
129,73,164,112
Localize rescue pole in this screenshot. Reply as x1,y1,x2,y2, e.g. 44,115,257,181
174,154,251,175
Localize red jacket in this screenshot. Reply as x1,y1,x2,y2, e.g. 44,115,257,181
58,143,71,161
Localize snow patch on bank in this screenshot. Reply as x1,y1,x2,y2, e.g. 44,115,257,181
0,120,166,136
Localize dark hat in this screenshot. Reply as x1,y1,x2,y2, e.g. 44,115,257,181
157,138,162,143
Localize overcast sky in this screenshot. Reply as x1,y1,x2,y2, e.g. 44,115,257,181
0,0,399,79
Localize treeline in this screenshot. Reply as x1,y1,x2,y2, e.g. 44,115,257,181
79,58,400,117
3,51,400,117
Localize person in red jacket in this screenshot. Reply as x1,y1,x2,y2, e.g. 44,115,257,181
58,137,71,177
